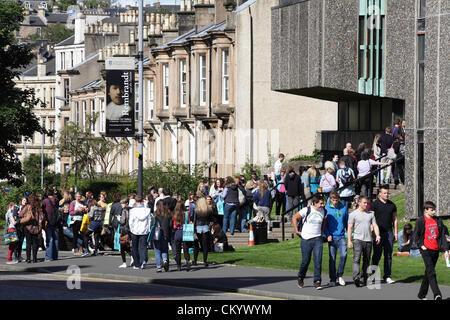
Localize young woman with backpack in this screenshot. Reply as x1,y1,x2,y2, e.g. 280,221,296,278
308,166,321,195
153,201,172,272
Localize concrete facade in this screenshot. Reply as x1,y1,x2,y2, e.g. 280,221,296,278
271,0,449,218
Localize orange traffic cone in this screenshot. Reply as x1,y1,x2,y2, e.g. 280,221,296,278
248,224,255,246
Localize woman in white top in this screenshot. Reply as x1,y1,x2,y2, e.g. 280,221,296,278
372,134,382,184
357,152,384,198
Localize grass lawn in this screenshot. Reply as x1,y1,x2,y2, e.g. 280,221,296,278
154,194,450,286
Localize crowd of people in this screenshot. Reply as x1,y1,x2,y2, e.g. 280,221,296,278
3,118,450,299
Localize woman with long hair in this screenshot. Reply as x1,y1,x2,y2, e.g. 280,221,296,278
118,198,133,268
172,201,192,271
398,223,414,253
253,181,271,222
20,194,44,263
356,142,367,161
82,199,105,257
372,133,382,184
308,166,321,195
319,167,337,199
59,191,73,208
194,197,214,267
153,200,172,272
209,178,225,203
357,151,384,198
206,195,220,227
5,202,19,264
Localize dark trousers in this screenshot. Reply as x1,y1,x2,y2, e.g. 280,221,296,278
359,175,372,199
418,249,442,299
83,227,101,252
371,231,394,279
131,233,149,267
275,192,286,216
394,161,405,185
71,220,83,250
120,244,131,263
194,232,210,263
174,240,190,266
14,225,25,259
353,239,372,281
25,230,39,262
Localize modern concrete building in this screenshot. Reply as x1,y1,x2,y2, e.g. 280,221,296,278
271,0,449,218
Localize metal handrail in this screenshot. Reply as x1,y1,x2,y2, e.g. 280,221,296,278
279,155,405,241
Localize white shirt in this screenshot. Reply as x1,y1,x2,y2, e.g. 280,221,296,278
299,206,326,240
274,159,283,175
129,206,152,235
154,195,169,212
106,102,129,120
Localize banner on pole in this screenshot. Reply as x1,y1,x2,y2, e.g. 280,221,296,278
105,58,135,137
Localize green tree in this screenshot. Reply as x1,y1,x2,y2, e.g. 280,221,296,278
83,0,111,9
0,1,50,185
57,113,129,179
23,153,60,188
55,0,77,11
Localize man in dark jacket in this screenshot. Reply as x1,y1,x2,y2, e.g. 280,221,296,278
414,201,450,300
284,166,303,220
42,190,60,261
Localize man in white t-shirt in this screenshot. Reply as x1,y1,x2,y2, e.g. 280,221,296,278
347,196,381,287
274,153,285,178
292,195,327,290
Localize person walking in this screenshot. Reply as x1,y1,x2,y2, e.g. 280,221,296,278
308,166,321,195
193,197,214,267
414,201,449,300
81,200,105,257
173,201,192,271
377,127,395,184
347,196,381,287
370,185,398,284
14,197,28,262
357,152,384,198
275,169,286,216
118,198,133,268
336,160,356,208
372,133,382,184
293,195,327,290
153,201,172,272
285,166,303,220
222,176,239,235
319,167,337,199
393,133,405,189
324,192,349,287
299,166,311,205
42,190,60,261
5,203,19,264
69,192,87,256
129,196,152,270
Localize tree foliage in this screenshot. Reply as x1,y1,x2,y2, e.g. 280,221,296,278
57,113,130,179
83,0,112,9
55,0,77,11
22,153,61,188
0,1,50,185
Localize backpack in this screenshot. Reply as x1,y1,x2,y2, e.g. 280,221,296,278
297,207,327,233
47,199,60,227
340,167,354,186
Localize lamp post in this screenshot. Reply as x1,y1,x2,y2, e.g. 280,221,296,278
137,0,144,197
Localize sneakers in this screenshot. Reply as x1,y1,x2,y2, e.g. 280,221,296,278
315,281,323,290
297,277,304,288
328,281,336,287
186,261,191,272
81,251,90,258
354,278,360,288
156,267,163,273
434,295,442,300
163,260,169,272
140,264,145,270
6,260,18,265
118,263,127,268
385,277,395,284
132,266,140,270
17,256,23,263
91,250,98,257
338,277,346,286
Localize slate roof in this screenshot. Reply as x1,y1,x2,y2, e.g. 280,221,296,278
55,35,75,47
71,79,103,93
20,55,56,77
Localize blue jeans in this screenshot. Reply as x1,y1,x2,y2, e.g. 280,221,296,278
298,236,323,283
63,227,83,248
371,231,394,279
223,204,238,234
131,233,149,267
45,226,59,260
153,236,169,268
328,237,347,282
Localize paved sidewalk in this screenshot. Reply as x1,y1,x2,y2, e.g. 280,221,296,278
0,250,448,300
